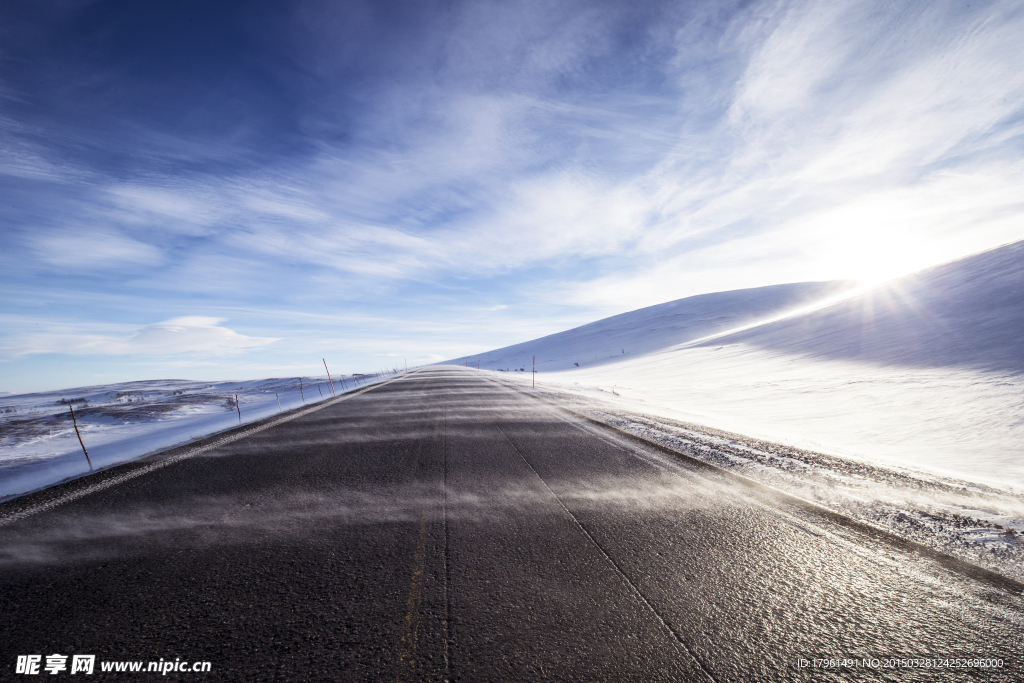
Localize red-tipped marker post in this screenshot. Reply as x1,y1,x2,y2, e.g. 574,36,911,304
323,359,336,396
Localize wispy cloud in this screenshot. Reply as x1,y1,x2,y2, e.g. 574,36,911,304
0,317,277,358
32,229,164,269
1,0,1023,391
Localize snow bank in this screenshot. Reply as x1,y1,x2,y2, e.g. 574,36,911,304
0,374,379,500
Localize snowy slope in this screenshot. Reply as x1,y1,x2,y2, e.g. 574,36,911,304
703,240,1024,373
451,240,1024,489
454,280,855,372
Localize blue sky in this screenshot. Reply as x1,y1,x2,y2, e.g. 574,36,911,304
2,0,1023,393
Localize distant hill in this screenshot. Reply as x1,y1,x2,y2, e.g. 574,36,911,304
453,280,855,372
454,240,1024,376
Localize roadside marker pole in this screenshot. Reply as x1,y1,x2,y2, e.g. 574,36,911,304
276,393,282,413
323,359,337,396
533,355,535,389
68,404,93,471
299,378,305,404
236,394,241,424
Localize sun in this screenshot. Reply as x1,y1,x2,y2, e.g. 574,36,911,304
808,198,951,288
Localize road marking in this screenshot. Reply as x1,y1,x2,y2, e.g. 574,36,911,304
397,514,429,683
441,397,452,681
484,373,1024,595
491,420,717,683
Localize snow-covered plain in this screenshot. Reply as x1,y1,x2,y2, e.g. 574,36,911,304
0,374,380,501
453,241,1024,491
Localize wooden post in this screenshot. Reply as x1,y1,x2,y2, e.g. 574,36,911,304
299,378,305,404
68,405,93,471
323,359,336,397
532,355,535,388
276,393,282,413
236,394,241,424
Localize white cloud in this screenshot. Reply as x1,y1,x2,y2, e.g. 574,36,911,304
106,185,222,232
6,0,1024,367
550,0,1024,310
129,317,278,354
32,230,163,269
0,317,277,358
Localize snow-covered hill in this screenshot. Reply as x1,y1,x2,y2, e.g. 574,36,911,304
452,240,1024,489
456,280,856,373
703,240,1024,373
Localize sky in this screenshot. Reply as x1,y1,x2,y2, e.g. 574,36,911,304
1,0,1023,394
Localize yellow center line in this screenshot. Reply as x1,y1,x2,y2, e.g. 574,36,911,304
396,513,429,682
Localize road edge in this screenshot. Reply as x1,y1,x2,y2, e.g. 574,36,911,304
0,370,420,527
492,376,1024,596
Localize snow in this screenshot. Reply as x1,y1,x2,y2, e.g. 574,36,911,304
709,240,1024,374
451,240,1024,491
459,279,856,373
0,375,381,501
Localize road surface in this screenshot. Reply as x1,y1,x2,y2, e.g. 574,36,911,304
1,367,1021,681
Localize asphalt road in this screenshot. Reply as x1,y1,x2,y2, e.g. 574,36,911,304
1,366,1021,681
